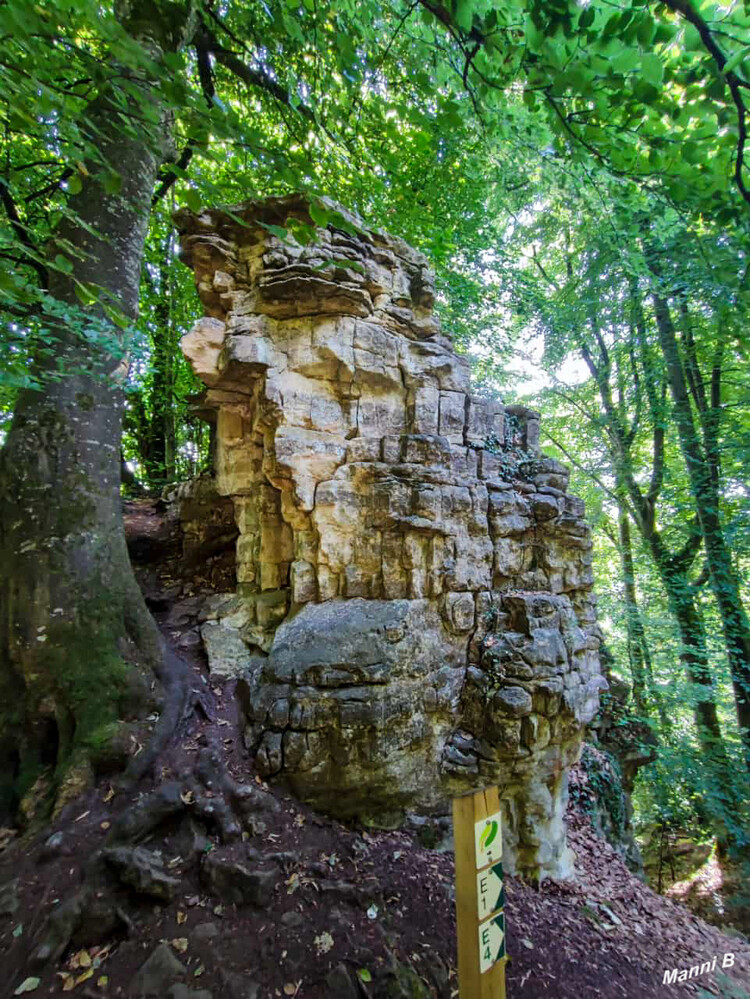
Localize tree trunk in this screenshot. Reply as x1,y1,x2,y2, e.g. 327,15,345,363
616,505,663,721
582,289,739,841
0,5,194,820
645,531,740,842
651,292,750,773
146,255,177,489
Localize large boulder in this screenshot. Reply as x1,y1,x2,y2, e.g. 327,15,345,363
175,194,606,880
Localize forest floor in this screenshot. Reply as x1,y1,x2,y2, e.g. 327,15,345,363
1,500,749,999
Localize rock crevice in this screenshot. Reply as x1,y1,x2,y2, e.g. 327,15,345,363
174,195,605,879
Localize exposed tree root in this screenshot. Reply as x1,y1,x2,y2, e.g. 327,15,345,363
31,735,279,968
117,648,192,790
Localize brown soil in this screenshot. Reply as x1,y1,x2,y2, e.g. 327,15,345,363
1,501,748,999
665,851,750,937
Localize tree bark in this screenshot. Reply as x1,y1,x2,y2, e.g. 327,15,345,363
0,3,194,820
580,299,739,843
616,505,663,721
147,253,177,488
132,240,178,491
651,291,750,773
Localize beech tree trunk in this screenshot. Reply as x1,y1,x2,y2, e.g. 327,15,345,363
616,506,663,722
651,292,750,773
130,248,178,490
155,252,178,485
583,294,739,843
0,4,193,819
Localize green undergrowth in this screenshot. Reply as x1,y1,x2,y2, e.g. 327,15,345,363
571,743,627,841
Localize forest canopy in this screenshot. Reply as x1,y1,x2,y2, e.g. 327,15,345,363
1,0,749,868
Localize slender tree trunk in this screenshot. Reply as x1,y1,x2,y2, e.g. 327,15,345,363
660,561,724,753
657,552,738,839
581,290,739,841
147,255,177,488
643,528,739,840
616,505,664,721
0,5,194,819
651,292,750,772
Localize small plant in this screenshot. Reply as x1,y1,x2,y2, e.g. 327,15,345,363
572,745,627,840
472,414,536,480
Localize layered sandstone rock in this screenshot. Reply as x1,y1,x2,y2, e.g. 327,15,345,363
175,195,605,879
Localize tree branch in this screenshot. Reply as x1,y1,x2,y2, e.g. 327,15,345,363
0,177,48,288
200,27,314,122
659,0,750,207
531,246,559,289
152,42,216,206
25,167,74,204
543,431,622,508
670,521,703,573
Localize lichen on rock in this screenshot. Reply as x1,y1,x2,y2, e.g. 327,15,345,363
173,194,606,880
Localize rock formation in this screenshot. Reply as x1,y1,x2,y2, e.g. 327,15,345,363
174,195,606,879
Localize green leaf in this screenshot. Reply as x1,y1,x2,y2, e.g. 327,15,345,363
326,210,359,236
612,49,639,75
67,173,82,195
258,221,289,240
12,924,22,938
54,254,73,274
454,0,473,33
636,15,656,46
184,189,202,213
74,281,98,306
358,969,372,983
309,200,330,228
579,7,595,29
723,47,750,75
102,171,122,196
102,300,130,329
641,53,664,87
163,51,183,71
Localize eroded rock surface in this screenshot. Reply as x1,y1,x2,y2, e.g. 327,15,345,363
174,195,605,879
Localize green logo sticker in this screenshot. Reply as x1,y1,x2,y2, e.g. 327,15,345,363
479,820,498,851
475,810,503,868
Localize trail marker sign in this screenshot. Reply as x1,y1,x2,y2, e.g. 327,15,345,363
479,912,506,973
453,788,508,999
477,863,505,920
475,812,502,867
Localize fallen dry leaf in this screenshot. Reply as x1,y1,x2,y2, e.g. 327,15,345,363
171,938,189,953
0,827,17,851
314,931,334,955
13,979,41,996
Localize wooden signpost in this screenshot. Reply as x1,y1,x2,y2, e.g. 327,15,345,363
453,787,508,998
